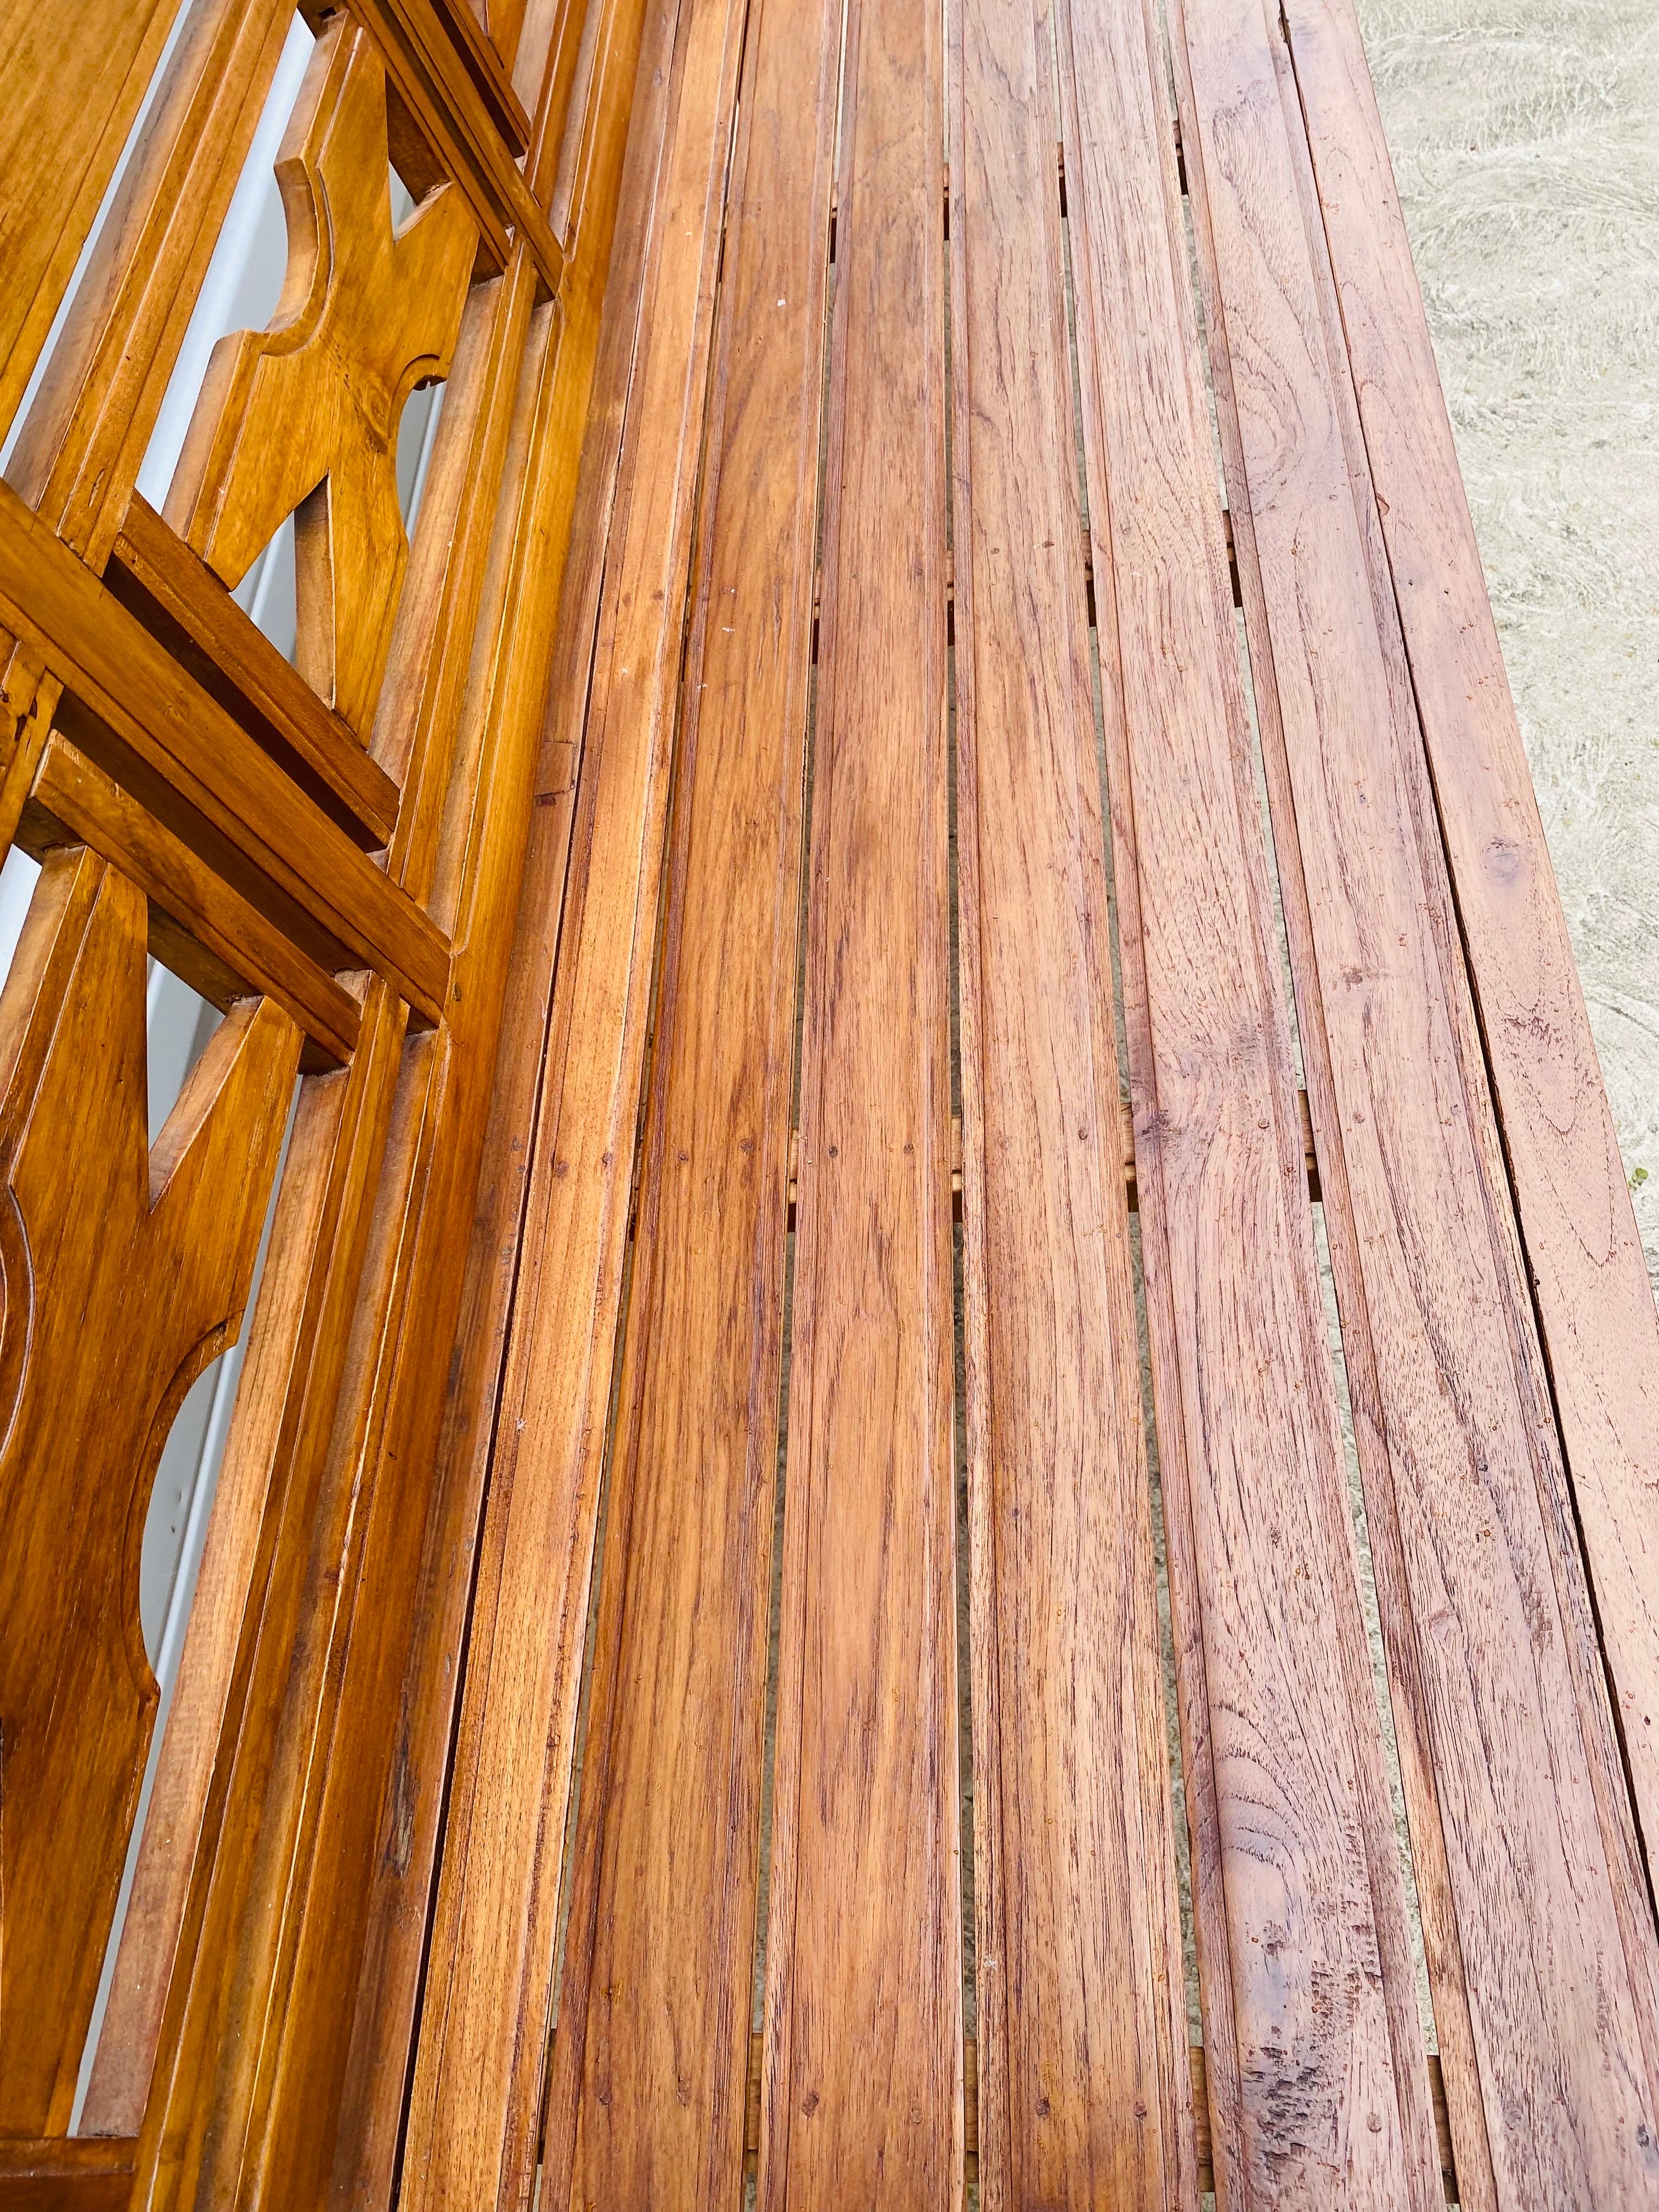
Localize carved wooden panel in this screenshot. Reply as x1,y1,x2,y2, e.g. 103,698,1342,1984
0,848,298,2133
166,17,477,738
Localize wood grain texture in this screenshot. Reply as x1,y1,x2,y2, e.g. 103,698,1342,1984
323,1,658,2196
24,733,360,1066
1056,0,1439,2200
949,0,1193,2199
1171,1,1659,2201
110,495,398,851
0,2134,137,2211
7,0,297,571
539,0,839,2192
0,849,298,2131
167,16,477,737
1280,0,1659,1908
0,0,178,444
755,0,961,2191
400,0,750,2191
0,479,448,1024
119,980,412,2207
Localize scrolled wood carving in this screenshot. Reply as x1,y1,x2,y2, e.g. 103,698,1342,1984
0,849,299,2132
166,17,478,738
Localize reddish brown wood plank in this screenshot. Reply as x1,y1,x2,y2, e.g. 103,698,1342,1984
1280,0,1659,1908
399,0,751,2193
1056,0,1440,2200
538,0,840,2197
755,0,961,2191
949,0,1193,2201
1170,0,1659,2201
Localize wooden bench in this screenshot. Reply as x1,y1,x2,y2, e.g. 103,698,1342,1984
1,0,1655,2202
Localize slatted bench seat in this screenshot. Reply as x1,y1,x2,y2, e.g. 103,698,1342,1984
404,0,1659,2206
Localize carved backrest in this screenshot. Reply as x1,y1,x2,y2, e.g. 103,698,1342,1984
0,0,645,2192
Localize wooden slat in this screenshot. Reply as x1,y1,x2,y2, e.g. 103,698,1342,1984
755,0,961,2191
949,0,1192,2199
324,0,660,2193
538,0,839,2196
0,0,178,443
110,496,398,851
422,0,535,151
8,0,297,572
0,2135,136,2211
0,482,448,1024
1280,0,1659,1904
1170,1,1659,2202
1055,0,1441,2201
24,733,360,1065
332,0,564,287
398,0,751,2193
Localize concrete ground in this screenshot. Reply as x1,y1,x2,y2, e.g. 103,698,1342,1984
1356,0,1659,1304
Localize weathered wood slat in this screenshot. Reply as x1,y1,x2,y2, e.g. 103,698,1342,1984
398,0,752,2193
949,0,1192,2200
1055,0,1440,2200
755,0,961,2191
1170,1,1659,2202
1280,0,1659,1909
539,0,840,2196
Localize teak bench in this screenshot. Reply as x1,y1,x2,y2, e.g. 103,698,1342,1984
1,0,1656,2204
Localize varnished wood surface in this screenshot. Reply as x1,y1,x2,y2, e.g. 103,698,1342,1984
1058,0,1438,2199
399,0,752,2193
22,733,360,1068
950,0,1191,2200
0,2132,137,2210
1172,0,1659,2200
168,17,478,738
539,0,839,2195
111,495,399,851
0,850,298,2131
0,0,179,443
1281,0,1659,1915
0,0,1651,2191
0,481,448,1022
756,0,961,2191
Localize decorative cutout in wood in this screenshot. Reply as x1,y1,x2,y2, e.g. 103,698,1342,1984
166,17,477,738
0,849,299,2133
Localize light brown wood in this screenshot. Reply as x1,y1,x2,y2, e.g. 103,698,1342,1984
168,17,477,737
1056,0,1440,2199
950,0,1193,2199
111,495,398,849
1171,0,1659,2200
1282,0,1659,1911
337,0,566,285
24,733,360,1066
0,0,179,444
8,0,299,571
399,0,752,2193
538,0,839,2193
0,848,298,2131
0,479,448,1023
756,0,961,2193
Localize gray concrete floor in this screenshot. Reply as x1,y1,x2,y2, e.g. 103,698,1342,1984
1357,0,1659,1304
